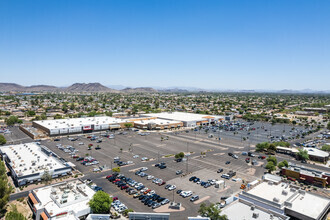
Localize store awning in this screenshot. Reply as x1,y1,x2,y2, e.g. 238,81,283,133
40,212,49,220
109,124,121,128
29,193,38,204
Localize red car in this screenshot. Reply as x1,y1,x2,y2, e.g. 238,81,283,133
106,175,112,179
245,158,250,163
288,177,296,181
113,179,121,183
87,136,92,138
112,197,118,201
158,181,166,186
121,185,129,190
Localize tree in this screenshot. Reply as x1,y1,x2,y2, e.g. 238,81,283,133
42,170,52,185
122,208,134,216
5,116,21,126
89,191,112,214
5,205,26,220
267,156,277,166
124,123,133,129
297,149,309,161
327,122,330,130
112,167,120,173
267,143,277,154
0,160,10,213
198,203,228,220
282,160,288,167
54,114,62,119
26,110,36,117
278,161,285,169
265,162,276,173
175,152,185,159
0,135,6,145
321,145,330,152
256,142,269,152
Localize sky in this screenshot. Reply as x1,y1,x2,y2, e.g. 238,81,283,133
0,0,329,90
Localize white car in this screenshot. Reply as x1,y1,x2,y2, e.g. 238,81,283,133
133,155,139,158
181,191,192,198
168,185,176,191
93,168,100,172
140,167,148,172
127,161,133,164
232,178,241,182
141,157,148,161
147,190,155,196
79,142,84,145
147,175,154,180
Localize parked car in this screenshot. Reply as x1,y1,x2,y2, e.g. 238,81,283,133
168,185,176,191
225,161,231,164
190,195,199,202
176,170,183,175
217,168,223,173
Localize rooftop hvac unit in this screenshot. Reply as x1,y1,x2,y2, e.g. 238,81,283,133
273,197,280,203
60,198,67,204
284,201,292,208
290,188,296,192
282,190,288,195
62,193,69,199
252,212,259,218
298,190,306,195
270,214,274,219
250,205,255,210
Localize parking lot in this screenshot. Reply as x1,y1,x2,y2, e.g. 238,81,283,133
3,120,323,220
33,127,269,219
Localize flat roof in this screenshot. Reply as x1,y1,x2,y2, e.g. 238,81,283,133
142,112,224,123
34,179,95,218
222,200,288,220
246,182,330,219
133,118,182,125
303,147,329,158
286,191,330,219
0,142,66,177
248,182,295,205
34,116,130,130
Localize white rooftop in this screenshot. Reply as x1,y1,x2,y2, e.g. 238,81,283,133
0,142,65,177
303,147,329,158
34,179,95,218
134,118,181,125
34,116,129,130
142,112,224,122
247,182,330,219
286,190,330,219
222,200,289,220
248,182,296,205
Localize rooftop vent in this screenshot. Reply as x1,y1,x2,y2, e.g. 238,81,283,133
284,201,292,208
273,197,280,203
282,190,288,196
252,212,259,218
250,205,255,210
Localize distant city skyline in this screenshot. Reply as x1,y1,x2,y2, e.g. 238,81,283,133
1,0,329,90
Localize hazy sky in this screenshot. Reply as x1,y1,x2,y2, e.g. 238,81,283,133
0,0,329,90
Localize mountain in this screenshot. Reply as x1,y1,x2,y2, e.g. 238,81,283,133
121,87,158,93
64,83,118,93
26,85,59,92
0,83,24,91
